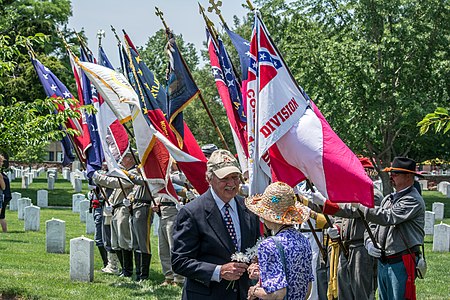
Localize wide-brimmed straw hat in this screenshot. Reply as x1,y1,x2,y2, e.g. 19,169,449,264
245,182,310,225
382,157,423,178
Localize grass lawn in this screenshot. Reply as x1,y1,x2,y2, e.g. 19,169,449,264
1,176,449,299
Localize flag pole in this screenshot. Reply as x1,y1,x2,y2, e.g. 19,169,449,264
305,180,349,258
155,7,230,152
198,3,242,87
296,194,328,262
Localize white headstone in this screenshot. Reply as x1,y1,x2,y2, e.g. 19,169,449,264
424,211,435,235
79,200,90,223
72,194,84,213
22,175,29,189
63,168,70,180
24,205,40,231
432,202,445,221
85,211,95,234
438,181,450,194
9,192,21,211
37,190,48,207
447,185,450,198
432,223,450,252
46,219,66,253
48,175,55,190
419,179,428,191
72,160,81,172
17,198,32,220
70,237,94,282
74,177,83,193
70,172,75,187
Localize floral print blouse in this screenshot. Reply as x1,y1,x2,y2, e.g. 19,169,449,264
258,227,314,300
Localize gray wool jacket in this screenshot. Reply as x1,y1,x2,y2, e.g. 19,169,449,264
363,185,425,256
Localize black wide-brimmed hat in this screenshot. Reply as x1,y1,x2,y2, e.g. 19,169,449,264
382,157,423,178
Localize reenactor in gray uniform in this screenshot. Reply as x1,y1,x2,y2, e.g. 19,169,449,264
93,153,135,277
361,157,425,300
126,168,154,281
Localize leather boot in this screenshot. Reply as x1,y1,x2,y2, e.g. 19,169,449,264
116,250,124,276
98,246,108,268
139,253,151,280
120,249,133,277
134,251,141,281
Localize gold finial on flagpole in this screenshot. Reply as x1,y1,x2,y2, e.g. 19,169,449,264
207,0,228,29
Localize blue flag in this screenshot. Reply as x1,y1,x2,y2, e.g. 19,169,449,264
166,36,200,147
217,37,246,123
79,49,104,178
225,28,250,81
30,56,88,166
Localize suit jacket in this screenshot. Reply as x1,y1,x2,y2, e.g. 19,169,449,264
172,189,260,300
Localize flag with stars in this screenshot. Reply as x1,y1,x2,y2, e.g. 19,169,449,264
68,48,104,178
225,28,251,81
123,33,208,195
248,14,374,206
206,29,248,173
30,56,90,163
166,35,200,147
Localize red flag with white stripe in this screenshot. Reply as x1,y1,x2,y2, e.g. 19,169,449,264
248,14,374,206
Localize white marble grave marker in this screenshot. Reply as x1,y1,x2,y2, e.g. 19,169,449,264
72,193,84,213
424,211,435,235
70,237,94,282
432,223,450,252
432,202,445,221
17,198,32,220
419,180,428,191
74,177,82,193
46,219,66,253
9,192,21,211
24,205,40,231
85,211,95,234
37,190,48,207
79,200,90,223
48,175,55,190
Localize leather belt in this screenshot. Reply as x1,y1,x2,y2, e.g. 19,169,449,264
160,202,176,207
134,199,152,204
300,229,322,233
379,246,420,264
112,203,125,210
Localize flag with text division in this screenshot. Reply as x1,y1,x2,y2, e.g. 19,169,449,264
249,14,374,206
123,34,208,194
246,23,272,195
166,35,200,148
68,49,104,178
31,56,91,162
206,29,248,173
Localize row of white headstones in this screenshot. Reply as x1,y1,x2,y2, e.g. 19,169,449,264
8,192,96,282
7,166,85,192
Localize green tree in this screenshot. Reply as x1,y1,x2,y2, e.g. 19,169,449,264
0,0,85,160
246,0,450,192
418,107,450,135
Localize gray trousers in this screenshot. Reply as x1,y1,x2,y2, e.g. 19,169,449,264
337,245,376,300
131,205,152,254
111,206,132,251
158,213,184,283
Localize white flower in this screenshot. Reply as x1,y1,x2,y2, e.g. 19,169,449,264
231,252,250,264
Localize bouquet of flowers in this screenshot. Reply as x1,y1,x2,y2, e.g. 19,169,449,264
227,237,265,289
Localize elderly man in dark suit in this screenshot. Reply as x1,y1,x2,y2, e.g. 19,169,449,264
172,149,261,300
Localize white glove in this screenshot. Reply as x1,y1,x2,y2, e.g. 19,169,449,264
178,172,188,184
186,190,196,201
327,226,340,239
104,206,113,213
123,198,131,207
312,191,326,206
366,241,382,258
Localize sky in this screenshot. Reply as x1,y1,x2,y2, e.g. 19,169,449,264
68,0,249,68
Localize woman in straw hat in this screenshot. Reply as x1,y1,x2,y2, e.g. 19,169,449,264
246,182,314,300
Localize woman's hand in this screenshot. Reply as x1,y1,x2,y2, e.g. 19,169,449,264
247,262,260,280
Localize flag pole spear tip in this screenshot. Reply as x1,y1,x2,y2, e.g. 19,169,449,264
207,0,228,30
246,0,255,11
155,6,169,31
